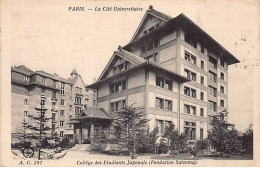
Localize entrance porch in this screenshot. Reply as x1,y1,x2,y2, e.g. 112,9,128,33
69,108,113,144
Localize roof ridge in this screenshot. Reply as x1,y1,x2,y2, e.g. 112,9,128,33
148,8,173,20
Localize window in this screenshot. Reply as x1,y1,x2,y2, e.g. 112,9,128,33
156,97,164,109
52,102,56,109
209,56,217,69
184,69,190,79
153,53,158,62
24,99,28,105
156,76,164,88
184,121,196,140
76,87,82,94
184,86,196,98
184,51,196,65
201,76,204,85
52,124,55,133
191,106,196,115
69,105,72,111
200,108,204,116
191,89,196,98
184,104,190,114
122,100,126,109
201,45,205,53
191,55,197,65
200,128,204,140
75,97,82,105
220,56,225,67
60,110,64,117
209,101,217,112
122,81,126,90
201,60,204,69
221,72,224,80
52,92,56,99
184,34,197,48
53,81,57,88
209,71,217,83
165,79,172,91
191,72,196,81
200,92,204,101
75,106,81,114
61,99,65,106
184,51,191,61
110,80,126,93
60,131,64,137
110,100,125,112
220,86,224,94
24,111,28,116
110,103,114,112
41,77,46,85
41,88,45,94
165,100,172,111
24,75,30,82
184,86,190,96
60,121,64,127
155,120,163,135
41,100,45,105
156,76,172,91
209,86,217,97
52,113,56,121
143,41,159,53
220,99,225,107
61,83,65,95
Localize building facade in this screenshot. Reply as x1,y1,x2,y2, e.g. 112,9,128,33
11,65,96,143
84,6,239,142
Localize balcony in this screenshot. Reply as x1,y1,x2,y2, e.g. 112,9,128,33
51,108,58,112
41,93,47,99
75,92,84,97
51,98,58,102
74,103,83,106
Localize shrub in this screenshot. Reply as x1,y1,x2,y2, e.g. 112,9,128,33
196,140,209,151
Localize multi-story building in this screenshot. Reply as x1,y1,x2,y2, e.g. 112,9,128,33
77,6,239,143
11,65,96,144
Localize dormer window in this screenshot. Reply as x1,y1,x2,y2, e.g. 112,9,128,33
142,40,159,53
113,61,130,74
24,75,30,82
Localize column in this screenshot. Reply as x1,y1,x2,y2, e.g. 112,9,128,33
79,127,82,144
90,124,94,144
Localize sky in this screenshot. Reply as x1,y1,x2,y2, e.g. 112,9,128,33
3,0,259,132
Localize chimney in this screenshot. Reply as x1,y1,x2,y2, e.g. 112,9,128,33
118,45,122,51
53,73,59,77
149,5,153,10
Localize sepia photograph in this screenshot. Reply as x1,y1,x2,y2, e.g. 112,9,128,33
1,0,259,167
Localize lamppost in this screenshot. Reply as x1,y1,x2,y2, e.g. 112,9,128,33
131,102,137,159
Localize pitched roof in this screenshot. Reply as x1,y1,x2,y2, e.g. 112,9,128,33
12,65,35,75
126,9,240,65
35,71,73,84
148,7,172,21
71,68,78,75
116,49,146,64
74,107,112,120
130,7,171,43
87,61,189,89
97,48,146,81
